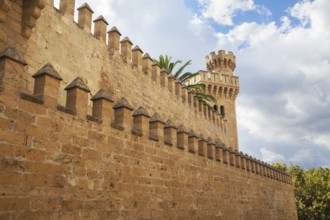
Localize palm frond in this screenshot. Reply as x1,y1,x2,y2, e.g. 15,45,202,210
154,54,215,103
187,83,206,92
174,60,192,78
195,93,216,103
169,60,181,74
178,71,199,83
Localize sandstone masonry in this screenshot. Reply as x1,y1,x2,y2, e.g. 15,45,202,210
0,0,297,219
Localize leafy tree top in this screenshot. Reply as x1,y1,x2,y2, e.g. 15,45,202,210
273,163,330,220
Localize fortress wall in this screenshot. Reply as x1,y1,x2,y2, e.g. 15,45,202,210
0,66,297,219
0,0,225,142
0,0,298,219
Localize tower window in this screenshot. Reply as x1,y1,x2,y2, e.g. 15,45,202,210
214,105,218,112
220,105,225,116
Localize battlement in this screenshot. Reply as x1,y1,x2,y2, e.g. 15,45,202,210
0,1,298,219
0,46,292,187
205,50,236,73
0,0,230,145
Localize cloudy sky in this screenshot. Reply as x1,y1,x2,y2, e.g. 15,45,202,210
54,0,330,168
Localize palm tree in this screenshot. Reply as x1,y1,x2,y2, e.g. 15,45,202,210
154,55,216,102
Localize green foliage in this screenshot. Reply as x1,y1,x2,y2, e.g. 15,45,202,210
153,55,192,78
273,163,330,220
154,55,216,103
272,162,287,171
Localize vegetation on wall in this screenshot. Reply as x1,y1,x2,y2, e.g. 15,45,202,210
153,55,216,102
273,163,330,220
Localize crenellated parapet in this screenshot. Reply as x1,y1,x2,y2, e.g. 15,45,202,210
190,70,240,101
0,43,225,140
0,0,224,137
205,50,236,73
0,48,293,186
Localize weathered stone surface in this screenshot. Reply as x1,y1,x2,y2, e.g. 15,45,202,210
0,1,297,219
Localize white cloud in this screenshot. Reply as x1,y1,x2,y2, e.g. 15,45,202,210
220,0,330,153
214,0,330,167
197,0,270,26
216,21,278,49
290,0,330,31
289,148,313,164
260,148,286,163
279,16,291,32
255,5,271,17
314,135,330,150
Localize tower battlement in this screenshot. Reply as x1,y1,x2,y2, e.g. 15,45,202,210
205,50,236,73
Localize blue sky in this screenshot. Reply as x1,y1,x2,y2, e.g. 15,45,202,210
185,0,300,32
54,0,330,168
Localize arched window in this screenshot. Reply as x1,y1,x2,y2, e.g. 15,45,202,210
213,105,218,112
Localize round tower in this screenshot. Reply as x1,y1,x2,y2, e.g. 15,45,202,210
205,50,236,74
206,50,239,150
187,50,240,150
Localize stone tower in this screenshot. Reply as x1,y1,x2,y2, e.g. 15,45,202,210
188,50,240,150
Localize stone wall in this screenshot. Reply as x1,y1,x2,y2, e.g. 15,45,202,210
0,66,297,219
0,0,297,219
0,0,227,143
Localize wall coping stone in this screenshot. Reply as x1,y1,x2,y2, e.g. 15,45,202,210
150,112,164,124
188,129,198,138
112,97,134,110
120,36,133,45
32,63,63,80
108,26,121,35
164,119,176,129
132,45,143,53
91,89,114,102
177,124,188,134
77,3,94,13
93,15,108,25
64,77,91,92
0,47,27,65
132,106,151,117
